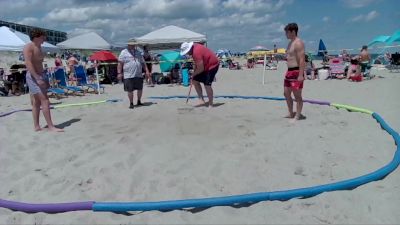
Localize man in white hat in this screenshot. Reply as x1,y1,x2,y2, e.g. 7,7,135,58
117,40,150,109
180,42,219,107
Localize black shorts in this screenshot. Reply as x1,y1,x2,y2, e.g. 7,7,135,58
193,65,219,86
124,77,143,92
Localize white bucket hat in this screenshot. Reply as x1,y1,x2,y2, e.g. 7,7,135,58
180,42,194,56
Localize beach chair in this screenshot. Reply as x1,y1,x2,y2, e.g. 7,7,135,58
328,58,345,79
387,53,400,73
74,65,105,93
44,69,67,99
53,68,85,95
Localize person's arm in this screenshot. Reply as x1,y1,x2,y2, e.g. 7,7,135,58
117,61,123,80
23,44,41,80
295,41,305,81
140,56,150,75
192,59,204,77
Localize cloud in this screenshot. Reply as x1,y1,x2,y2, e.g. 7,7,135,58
322,16,329,22
341,0,376,8
349,10,379,22
0,0,295,51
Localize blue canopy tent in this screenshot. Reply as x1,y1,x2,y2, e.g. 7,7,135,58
317,39,327,57
159,51,182,73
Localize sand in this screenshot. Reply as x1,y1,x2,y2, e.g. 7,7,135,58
0,61,399,224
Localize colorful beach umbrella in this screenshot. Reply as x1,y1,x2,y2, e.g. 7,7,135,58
90,51,117,61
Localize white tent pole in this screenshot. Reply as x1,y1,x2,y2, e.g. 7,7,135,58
95,60,100,95
262,54,266,85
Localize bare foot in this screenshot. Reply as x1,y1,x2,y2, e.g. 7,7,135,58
194,100,207,107
284,112,296,118
208,103,214,108
289,114,306,123
48,126,64,132
34,127,43,132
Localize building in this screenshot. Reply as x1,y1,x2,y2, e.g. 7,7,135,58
0,20,67,45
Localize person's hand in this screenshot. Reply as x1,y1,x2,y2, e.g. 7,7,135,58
297,75,305,82
145,72,151,78
117,73,123,81
36,78,48,89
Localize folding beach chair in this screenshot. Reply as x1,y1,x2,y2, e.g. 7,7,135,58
75,65,105,93
44,69,67,99
329,58,345,79
53,68,85,95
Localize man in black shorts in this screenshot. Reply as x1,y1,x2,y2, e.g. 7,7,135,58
118,42,150,109
180,42,219,107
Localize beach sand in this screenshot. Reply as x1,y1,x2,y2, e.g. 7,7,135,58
0,61,399,224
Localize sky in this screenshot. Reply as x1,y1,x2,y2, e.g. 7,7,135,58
1,0,399,53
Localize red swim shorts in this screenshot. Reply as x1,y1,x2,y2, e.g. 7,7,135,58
350,75,362,82
284,70,304,90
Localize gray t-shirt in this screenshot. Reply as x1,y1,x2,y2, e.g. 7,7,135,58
118,49,144,79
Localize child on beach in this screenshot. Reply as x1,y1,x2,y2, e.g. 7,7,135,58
347,57,362,82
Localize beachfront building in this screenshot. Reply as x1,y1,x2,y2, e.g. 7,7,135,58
0,20,67,45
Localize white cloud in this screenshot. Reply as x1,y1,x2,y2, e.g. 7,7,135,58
349,10,379,22
323,16,330,22
341,0,376,8
0,0,295,51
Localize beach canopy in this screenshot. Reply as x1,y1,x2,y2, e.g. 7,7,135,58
57,32,112,50
132,25,207,50
317,39,327,56
14,30,58,53
89,51,117,62
386,30,400,44
0,26,25,51
250,45,268,51
0,26,58,52
159,51,182,72
368,35,391,47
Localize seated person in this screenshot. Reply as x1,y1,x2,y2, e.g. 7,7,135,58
55,55,63,68
347,58,362,82
247,58,255,68
305,55,317,80
168,64,181,84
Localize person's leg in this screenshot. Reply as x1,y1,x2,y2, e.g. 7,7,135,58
128,91,134,108
31,94,42,131
204,85,213,107
283,87,295,118
292,89,305,120
137,90,143,105
192,80,205,105
37,92,64,132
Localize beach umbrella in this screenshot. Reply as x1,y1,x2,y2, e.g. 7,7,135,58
386,30,400,44
317,39,327,56
90,51,117,61
368,35,391,47
159,51,182,72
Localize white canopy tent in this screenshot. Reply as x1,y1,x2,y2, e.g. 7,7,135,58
14,30,59,53
57,32,112,95
56,32,112,50
132,25,207,50
0,26,58,52
0,26,25,51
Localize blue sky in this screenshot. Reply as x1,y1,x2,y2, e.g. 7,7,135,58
1,0,399,53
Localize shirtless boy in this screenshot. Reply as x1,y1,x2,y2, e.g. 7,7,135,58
24,29,63,132
283,23,306,121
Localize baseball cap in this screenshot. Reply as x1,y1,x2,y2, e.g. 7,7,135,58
180,42,194,56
